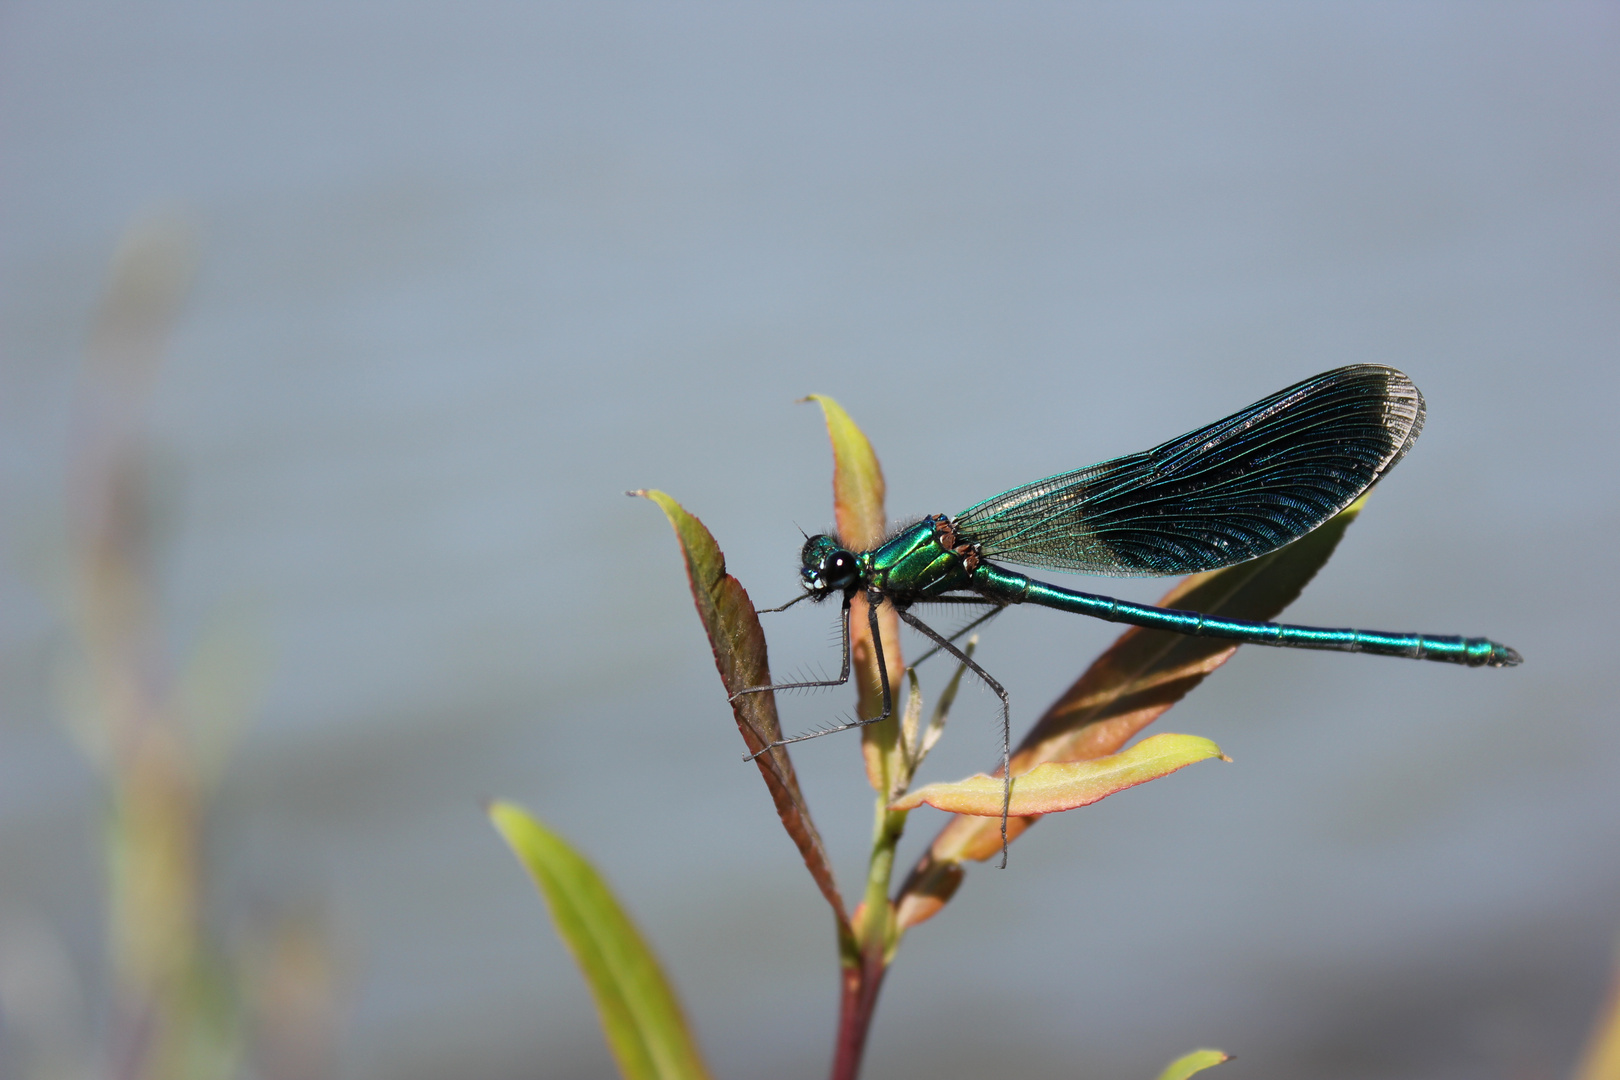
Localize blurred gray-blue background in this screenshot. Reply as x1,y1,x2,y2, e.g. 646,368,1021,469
2,4,1617,1079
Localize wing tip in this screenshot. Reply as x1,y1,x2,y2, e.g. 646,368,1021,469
1375,366,1426,473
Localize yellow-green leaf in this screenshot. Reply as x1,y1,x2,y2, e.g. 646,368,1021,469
1156,1049,1232,1080
889,734,1226,816
490,802,712,1080
803,393,886,549
1574,957,1620,1080
802,396,906,795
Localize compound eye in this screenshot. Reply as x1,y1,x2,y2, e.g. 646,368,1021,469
816,550,859,589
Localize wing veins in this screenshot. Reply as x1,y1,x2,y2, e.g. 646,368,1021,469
956,365,1424,576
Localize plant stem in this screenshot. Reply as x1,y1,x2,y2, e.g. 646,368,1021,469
830,799,908,1080
830,948,886,1080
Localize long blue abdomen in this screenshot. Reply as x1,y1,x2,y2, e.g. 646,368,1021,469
970,564,1518,668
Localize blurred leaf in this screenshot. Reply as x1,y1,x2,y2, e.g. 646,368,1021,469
803,395,906,797
633,490,850,939
890,733,1226,816
490,803,713,1080
1575,956,1620,1080
171,601,270,791
897,498,1367,928
1156,1049,1232,1080
87,216,197,387
246,910,341,1080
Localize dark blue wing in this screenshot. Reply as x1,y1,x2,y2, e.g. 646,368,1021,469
953,365,1425,576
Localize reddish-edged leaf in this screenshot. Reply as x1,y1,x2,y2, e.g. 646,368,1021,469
890,733,1226,816
896,498,1367,928
490,803,712,1080
803,395,906,794
633,490,849,938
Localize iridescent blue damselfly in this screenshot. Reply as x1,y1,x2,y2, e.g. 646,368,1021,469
733,365,1520,863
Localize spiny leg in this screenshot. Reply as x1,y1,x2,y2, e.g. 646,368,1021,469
908,600,1006,667
742,590,895,761
730,593,854,706
895,607,1014,869
756,592,812,615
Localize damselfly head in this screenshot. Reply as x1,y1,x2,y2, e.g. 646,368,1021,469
799,534,860,596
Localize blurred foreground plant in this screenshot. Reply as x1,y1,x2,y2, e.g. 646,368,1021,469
9,220,339,1080
492,397,1608,1080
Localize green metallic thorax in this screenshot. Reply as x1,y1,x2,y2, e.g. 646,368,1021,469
861,518,977,601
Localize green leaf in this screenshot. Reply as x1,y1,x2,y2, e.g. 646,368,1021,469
803,393,886,550
897,497,1367,928
631,490,850,939
890,733,1227,816
490,802,713,1080
1155,1049,1232,1080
